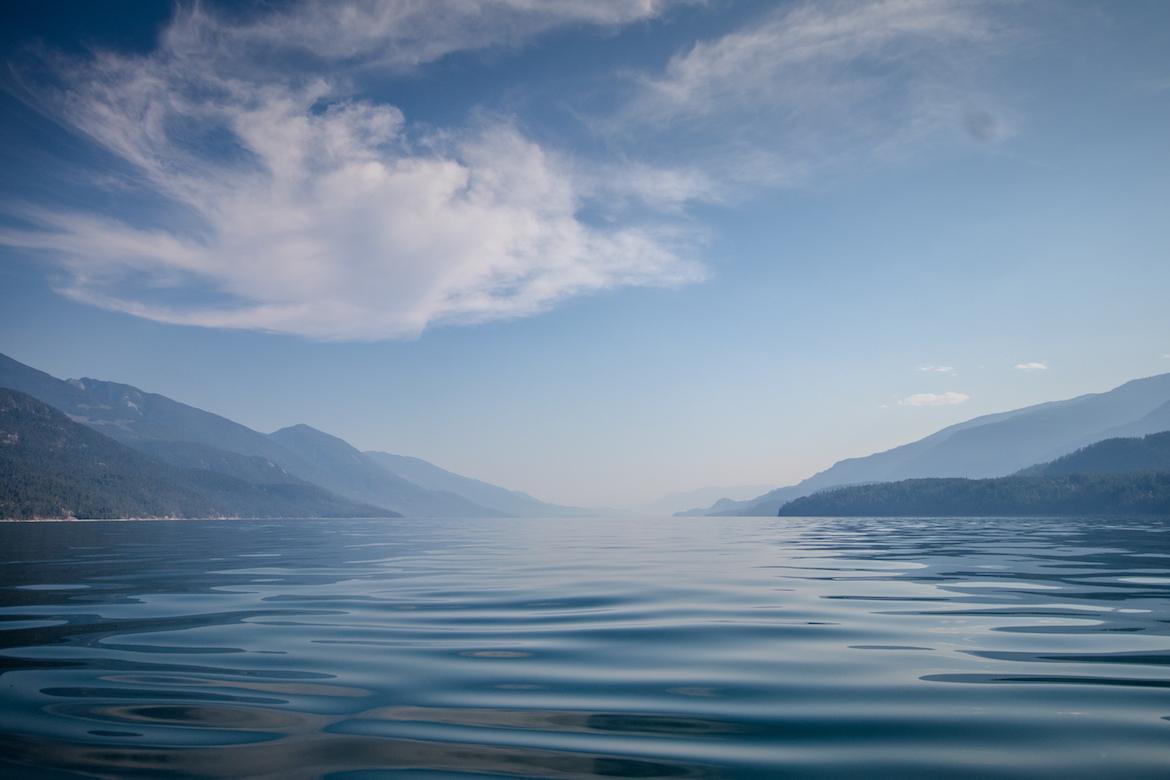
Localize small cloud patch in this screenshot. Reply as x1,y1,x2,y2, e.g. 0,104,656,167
1014,361,1048,371
918,365,954,374
899,392,970,407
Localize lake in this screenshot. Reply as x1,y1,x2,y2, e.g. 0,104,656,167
1,516,1169,778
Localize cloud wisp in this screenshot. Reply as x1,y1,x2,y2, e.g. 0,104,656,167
899,391,970,407
617,0,1010,188
918,365,955,374
1014,361,1048,371
193,0,675,71
0,1,700,340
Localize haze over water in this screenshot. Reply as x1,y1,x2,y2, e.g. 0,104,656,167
2,516,1169,778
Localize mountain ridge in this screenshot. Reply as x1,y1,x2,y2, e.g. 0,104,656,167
1020,431,1170,477
0,352,532,517
365,451,588,517
0,388,397,519
269,424,502,517
683,372,1170,516
777,473,1170,517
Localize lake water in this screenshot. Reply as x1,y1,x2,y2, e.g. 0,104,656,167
1,516,1169,778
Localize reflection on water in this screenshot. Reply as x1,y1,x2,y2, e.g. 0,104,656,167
1,516,1169,778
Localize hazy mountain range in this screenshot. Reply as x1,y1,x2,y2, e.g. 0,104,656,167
681,372,1170,516
364,451,589,517
637,484,777,517
0,388,395,520
1022,430,1170,477
778,431,1170,517
5,348,1170,520
0,352,583,519
778,472,1170,518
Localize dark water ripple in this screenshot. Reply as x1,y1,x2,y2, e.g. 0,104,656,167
1,516,1169,778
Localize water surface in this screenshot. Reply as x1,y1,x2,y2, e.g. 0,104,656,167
1,516,1169,778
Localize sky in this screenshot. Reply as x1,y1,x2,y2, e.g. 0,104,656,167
0,0,1168,508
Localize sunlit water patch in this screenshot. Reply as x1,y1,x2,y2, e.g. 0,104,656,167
1,516,1169,778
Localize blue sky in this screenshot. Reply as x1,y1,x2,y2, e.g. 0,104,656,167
1,0,1168,507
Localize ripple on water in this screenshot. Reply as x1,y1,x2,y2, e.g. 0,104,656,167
0,515,1169,778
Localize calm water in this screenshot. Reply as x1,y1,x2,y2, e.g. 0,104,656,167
1,516,1169,779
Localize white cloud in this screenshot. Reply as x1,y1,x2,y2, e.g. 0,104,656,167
617,0,1009,186
165,1,676,73
1014,361,1048,371
899,391,970,407
918,365,955,373
1,1,703,341
639,0,991,114
580,161,726,213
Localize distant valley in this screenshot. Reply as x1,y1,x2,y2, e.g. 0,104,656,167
4,349,1169,521
639,484,777,517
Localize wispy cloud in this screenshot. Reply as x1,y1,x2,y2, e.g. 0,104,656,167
918,365,955,374
163,1,676,73
1014,361,1048,371
899,391,970,407
0,1,703,340
616,0,1011,187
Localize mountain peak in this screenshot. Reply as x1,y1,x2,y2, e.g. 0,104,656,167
270,423,357,453
272,423,326,437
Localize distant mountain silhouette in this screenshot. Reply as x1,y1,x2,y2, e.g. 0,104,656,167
0,352,526,517
0,388,395,519
685,372,1170,516
681,485,806,517
778,473,1170,517
778,431,1170,518
365,451,588,517
1021,431,1170,477
0,352,313,466
648,484,776,516
1092,400,1170,441
270,425,501,517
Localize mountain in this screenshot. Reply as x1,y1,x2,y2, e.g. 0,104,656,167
777,473,1170,518
0,353,406,508
1094,400,1170,441
365,451,588,517
131,440,306,484
270,425,501,517
0,352,312,467
0,388,396,519
685,372,1170,516
678,485,806,517
0,352,502,517
1021,431,1170,477
647,484,776,516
